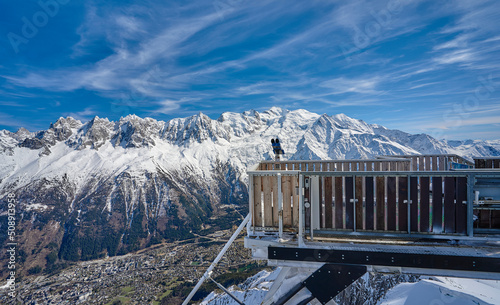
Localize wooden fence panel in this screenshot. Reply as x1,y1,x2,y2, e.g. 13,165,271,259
432,156,438,171
282,176,292,227
439,156,446,171
376,177,385,231
418,156,425,171
292,176,299,227
271,176,279,226
253,176,262,227
365,177,374,230
412,157,418,171
263,176,273,227
425,156,431,171
486,159,493,168
304,177,310,228
420,177,430,232
387,177,397,231
345,176,354,230
335,177,343,229
356,176,363,230
444,177,455,233
410,177,418,232
494,159,500,168
398,177,408,232
324,177,333,229
432,177,443,233
455,177,467,234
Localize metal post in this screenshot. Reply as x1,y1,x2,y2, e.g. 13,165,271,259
467,174,474,237
182,214,251,305
407,174,411,234
249,174,254,236
299,174,305,247
278,173,283,240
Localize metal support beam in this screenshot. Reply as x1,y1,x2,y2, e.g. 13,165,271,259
299,174,305,247
182,214,251,305
208,276,245,305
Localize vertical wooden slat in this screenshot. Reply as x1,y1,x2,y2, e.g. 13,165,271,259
424,156,431,171
319,176,324,228
412,157,418,171
324,177,333,229
272,176,279,226
478,159,486,169
282,176,292,227
366,162,373,172
475,159,480,168
355,176,363,230
263,176,273,227
444,177,456,233
253,176,262,227
494,159,500,169
418,156,425,171
398,177,408,232
387,177,397,231
486,159,493,168
376,177,385,231
432,156,438,171
420,177,430,232
292,176,299,227
455,177,467,234
410,177,418,232
432,177,443,233
365,177,374,230
383,161,389,172
335,177,343,229
345,176,354,230
439,156,446,171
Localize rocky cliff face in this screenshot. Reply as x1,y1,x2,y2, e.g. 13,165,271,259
1,107,499,277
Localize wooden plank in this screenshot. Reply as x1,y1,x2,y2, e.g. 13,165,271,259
486,159,493,168
398,177,408,232
387,177,397,231
439,156,446,171
324,177,333,229
432,156,438,171
345,176,354,230
390,161,397,172
355,176,363,230
475,159,480,168
335,177,343,229
282,176,292,227
420,177,430,232
376,177,385,231
494,159,500,169
366,162,373,172
319,176,324,228
365,177,374,230
412,157,418,171
410,177,418,232
263,176,273,227
455,177,467,234
432,177,443,233
444,177,456,233
292,176,299,227
271,176,279,226
424,156,431,171
478,159,486,169
418,156,425,171
253,176,262,227
382,161,389,172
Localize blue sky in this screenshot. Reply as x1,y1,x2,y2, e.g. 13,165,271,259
1,0,499,140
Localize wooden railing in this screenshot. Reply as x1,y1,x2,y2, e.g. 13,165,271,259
258,154,474,172
250,171,474,236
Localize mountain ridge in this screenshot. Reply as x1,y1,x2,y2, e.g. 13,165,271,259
1,107,499,278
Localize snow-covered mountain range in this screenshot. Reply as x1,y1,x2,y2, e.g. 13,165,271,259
1,107,499,276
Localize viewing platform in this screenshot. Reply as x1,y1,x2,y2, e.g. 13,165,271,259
244,155,500,283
